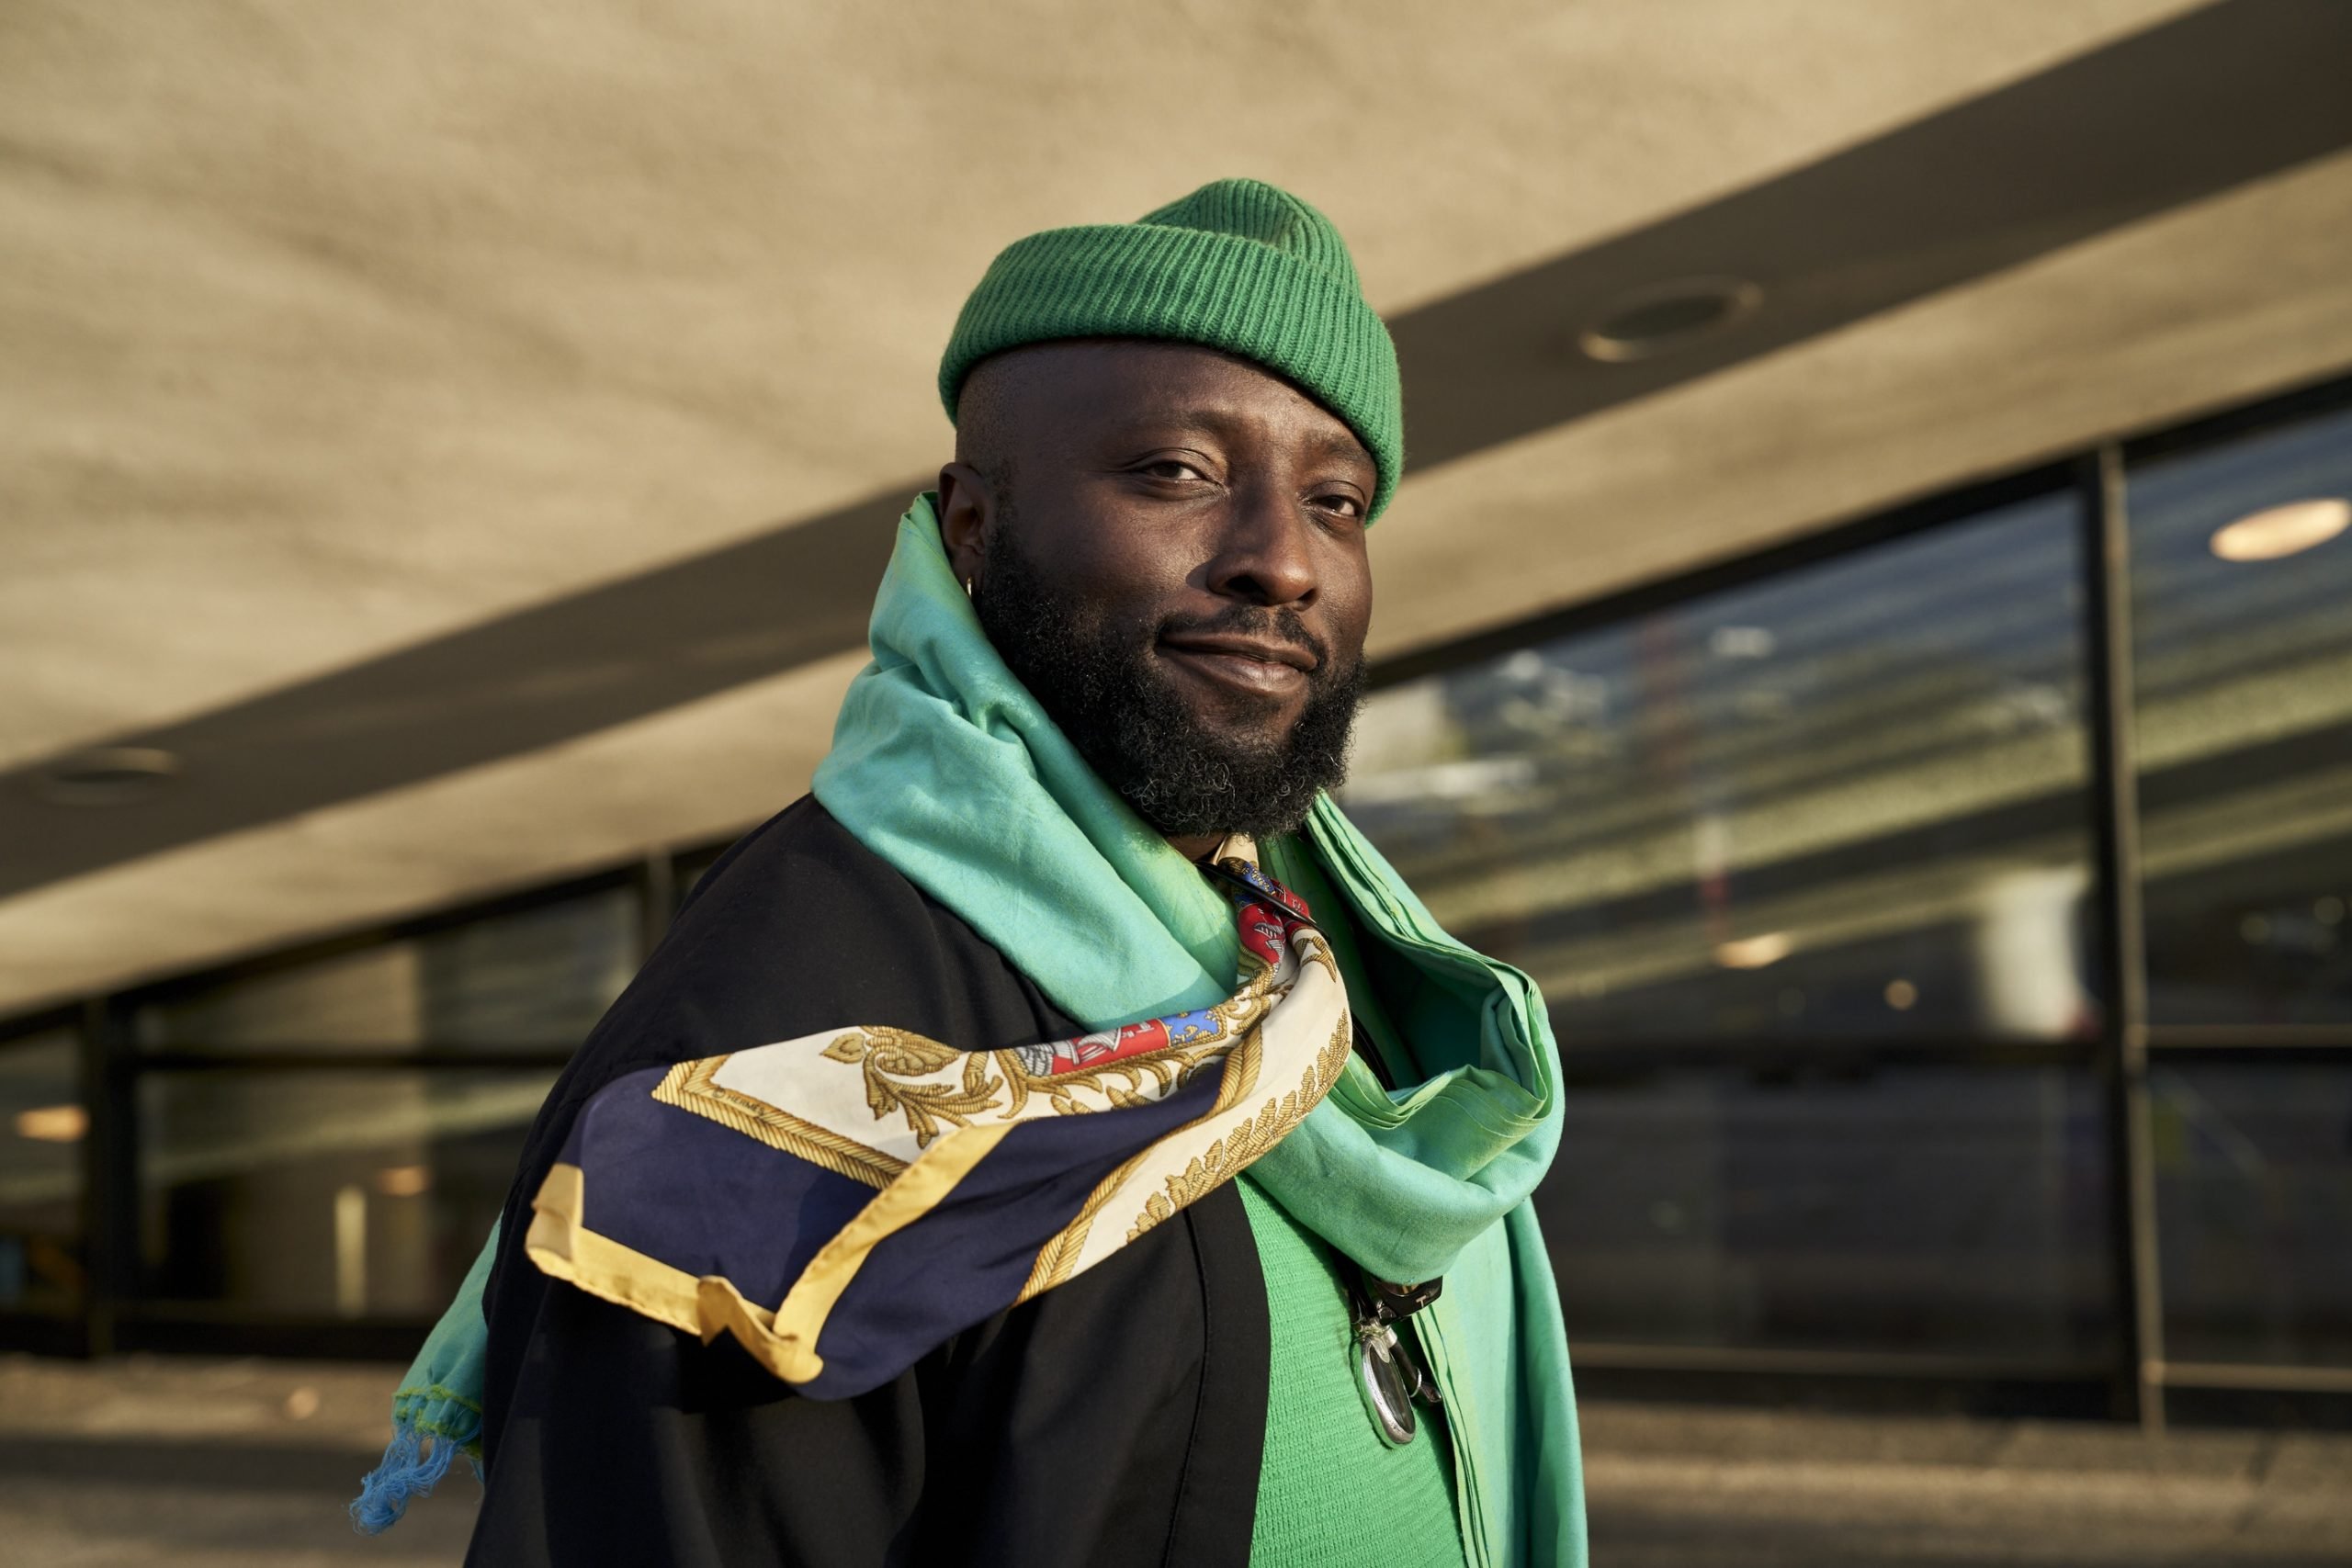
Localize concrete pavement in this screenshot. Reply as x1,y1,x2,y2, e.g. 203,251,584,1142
1,1354,2346,1566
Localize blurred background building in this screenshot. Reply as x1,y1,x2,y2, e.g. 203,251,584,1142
3,0,2350,1445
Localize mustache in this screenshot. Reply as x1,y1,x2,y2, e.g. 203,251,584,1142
1155,605,1335,674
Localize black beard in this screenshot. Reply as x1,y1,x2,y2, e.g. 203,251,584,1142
972,528,1364,840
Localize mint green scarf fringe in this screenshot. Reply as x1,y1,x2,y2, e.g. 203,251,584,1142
364,494,1584,1566
352,1225,492,1533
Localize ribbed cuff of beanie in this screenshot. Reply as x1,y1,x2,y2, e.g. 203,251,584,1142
938,224,1403,520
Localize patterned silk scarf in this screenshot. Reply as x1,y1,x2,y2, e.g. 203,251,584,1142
524,854,1350,1398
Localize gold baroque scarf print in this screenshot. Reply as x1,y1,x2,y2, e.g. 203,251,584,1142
521,853,1351,1396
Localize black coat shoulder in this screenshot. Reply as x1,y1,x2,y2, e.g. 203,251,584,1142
470,797,1268,1568
491,799,1081,1274
580,793,1076,1083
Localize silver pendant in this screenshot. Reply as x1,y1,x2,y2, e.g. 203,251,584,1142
1350,1274,1444,1448
1354,1318,1419,1448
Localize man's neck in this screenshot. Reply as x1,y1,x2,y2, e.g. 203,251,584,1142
1163,831,1227,863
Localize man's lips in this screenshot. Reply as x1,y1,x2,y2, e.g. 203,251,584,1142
1157,633,1317,697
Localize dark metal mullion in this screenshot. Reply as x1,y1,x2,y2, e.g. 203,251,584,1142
77,997,140,1357
2154,1359,2352,1395
2079,445,2165,1435
1540,1340,2352,1395
2146,1026,2352,1054
1566,1340,2109,1382
638,849,676,962
2145,1043,2352,1069
1556,1037,2098,1074
2116,366,2352,466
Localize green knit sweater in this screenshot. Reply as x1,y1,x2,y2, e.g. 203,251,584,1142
1239,1174,1469,1568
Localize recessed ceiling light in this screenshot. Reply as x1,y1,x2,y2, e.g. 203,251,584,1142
2209,497,2349,562
35,745,183,806
1578,276,1762,363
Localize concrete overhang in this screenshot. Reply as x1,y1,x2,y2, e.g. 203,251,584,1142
3,0,2349,1012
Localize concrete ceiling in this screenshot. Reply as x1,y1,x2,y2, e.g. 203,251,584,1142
5,0,2351,1014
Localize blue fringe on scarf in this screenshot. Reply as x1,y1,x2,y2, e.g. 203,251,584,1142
350,1407,483,1534
355,1220,499,1533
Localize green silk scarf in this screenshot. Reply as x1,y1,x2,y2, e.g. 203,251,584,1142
810,495,1584,1567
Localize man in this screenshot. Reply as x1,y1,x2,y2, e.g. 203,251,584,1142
359,177,1582,1566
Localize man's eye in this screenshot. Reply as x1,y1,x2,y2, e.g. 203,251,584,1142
1313,492,1365,521
1141,459,1205,481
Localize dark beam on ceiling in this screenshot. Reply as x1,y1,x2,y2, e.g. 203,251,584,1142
1392,0,2352,466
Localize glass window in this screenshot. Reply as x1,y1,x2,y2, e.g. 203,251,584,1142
139,942,424,1052
2128,407,2352,1027
2154,1062,2352,1368
1538,1066,2112,1359
0,1030,83,1314
137,1069,554,1317
138,888,639,1053
1344,492,2100,1043
415,890,639,1047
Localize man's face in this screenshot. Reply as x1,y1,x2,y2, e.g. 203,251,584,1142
941,340,1377,842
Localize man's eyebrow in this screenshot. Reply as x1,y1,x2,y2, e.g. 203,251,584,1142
1298,426,1375,468
1105,408,1374,471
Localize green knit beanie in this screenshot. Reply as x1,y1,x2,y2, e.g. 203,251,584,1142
938,177,1404,520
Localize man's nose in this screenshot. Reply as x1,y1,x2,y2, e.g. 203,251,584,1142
1204,483,1318,608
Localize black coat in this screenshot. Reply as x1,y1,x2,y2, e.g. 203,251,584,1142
470,798,1271,1567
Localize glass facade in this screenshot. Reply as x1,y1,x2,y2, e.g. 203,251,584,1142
1345,488,2117,1361
1332,380,2352,1409
138,1070,557,1318
2120,401,2352,1379
137,887,639,1054
2154,1063,2352,1369
1537,1066,2110,1359
1344,492,2098,1043
2128,407,2352,1030
0,1028,82,1315
2,376,2346,1422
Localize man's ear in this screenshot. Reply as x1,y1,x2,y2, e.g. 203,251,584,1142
935,462,991,592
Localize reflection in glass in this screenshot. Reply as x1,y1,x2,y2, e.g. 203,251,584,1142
0,1031,83,1313
1342,495,2099,1042
2130,408,2352,1026
138,888,639,1053
2154,1064,2352,1367
139,1070,552,1316
1539,1066,2111,1358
